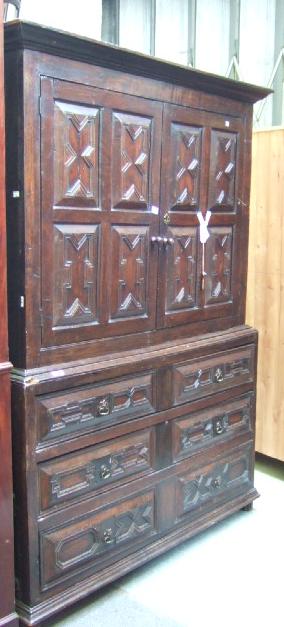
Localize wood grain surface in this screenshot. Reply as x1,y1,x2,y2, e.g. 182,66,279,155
246,127,284,461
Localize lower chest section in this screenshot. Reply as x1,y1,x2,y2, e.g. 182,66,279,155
12,327,258,620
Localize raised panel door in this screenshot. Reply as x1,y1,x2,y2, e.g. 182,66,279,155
110,225,150,320
204,226,233,305
164,226,198,314
111,112,152,210
157,104,244,328
40,78,162,348
52,224,99,327
53,100,100,208
207,130,237,212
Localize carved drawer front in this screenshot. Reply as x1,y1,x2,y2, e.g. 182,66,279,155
176,444,253,521
36,372,156,445
173,345,255,406
172,395,253,462
40,490,157,588
39,428,155,510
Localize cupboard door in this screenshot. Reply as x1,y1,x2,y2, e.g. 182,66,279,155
40,78,162,348
157,104,244,328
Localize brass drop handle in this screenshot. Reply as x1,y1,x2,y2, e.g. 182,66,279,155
103,528,113,544
151,236,163,245
212,478,221,489
162,237,174,247
98,398,110,416
151,236,174,247
100,464,111,480
214,368,224,383
215,420,224,435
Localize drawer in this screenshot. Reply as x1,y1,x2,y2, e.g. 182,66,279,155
172,395,253,462
39,427,156,511
40,490,157,589
175,443,253,522
172,345,255,406
36,371,157,445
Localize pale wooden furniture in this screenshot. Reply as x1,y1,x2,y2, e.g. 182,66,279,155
246,127,284,461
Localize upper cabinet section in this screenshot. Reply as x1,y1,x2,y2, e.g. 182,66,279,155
4,21,269,367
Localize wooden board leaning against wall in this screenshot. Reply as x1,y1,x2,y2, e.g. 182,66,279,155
246,127,284,462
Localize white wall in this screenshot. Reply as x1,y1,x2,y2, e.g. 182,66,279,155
20,0,102,40
155,0,189,65
239,0,275,126
195,0,230,75
119,0,152,54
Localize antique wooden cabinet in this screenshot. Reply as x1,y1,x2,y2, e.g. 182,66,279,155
4,20,269,626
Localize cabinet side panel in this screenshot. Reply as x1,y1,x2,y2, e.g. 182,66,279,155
0,6,18,623
5,49,26,368
238,107,253,322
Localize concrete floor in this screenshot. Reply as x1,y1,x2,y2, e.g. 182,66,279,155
50,455,284,627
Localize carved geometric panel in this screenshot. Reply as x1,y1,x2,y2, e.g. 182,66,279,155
52,224,99,327
173,396,252,462
179,450,250,516
110,225,149,319
170,123,202,211
54,100,100,207
112,112,152,209
208,131,237,211
39,428,154,510
37,372,156,444
172,345,254,406
165,227,198,312
40,492,156,587
204,226,233,305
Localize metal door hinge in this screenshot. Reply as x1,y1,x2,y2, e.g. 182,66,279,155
38,96,41,116
39,309,44,327
39,96,44,117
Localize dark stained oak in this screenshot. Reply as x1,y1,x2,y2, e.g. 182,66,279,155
4,21,264,626
4,24,269,369
4,20,270,104
174,442,254,521
171,395,254,462
0,2,18,626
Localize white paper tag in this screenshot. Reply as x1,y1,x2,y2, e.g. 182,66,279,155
197,210,211,244
151,205,159,215
51,369,65,378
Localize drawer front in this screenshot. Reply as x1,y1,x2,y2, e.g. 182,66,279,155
173,345,255,406
172,395,253,462
40,490,157,588
175,444,253,521
36,372,156,445
39,428,156,511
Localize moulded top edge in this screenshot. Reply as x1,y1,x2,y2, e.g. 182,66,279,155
4,20,271,105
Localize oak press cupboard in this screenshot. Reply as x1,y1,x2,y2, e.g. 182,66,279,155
4,20,269,626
